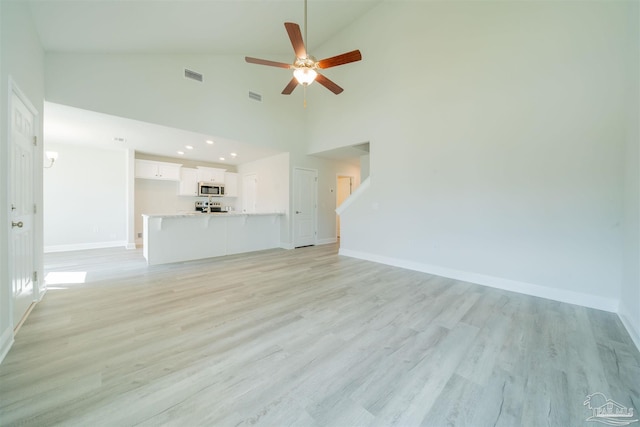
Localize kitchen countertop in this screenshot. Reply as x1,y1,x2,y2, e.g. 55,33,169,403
142,212,284,218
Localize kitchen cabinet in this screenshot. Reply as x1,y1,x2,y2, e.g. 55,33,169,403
136,159,182,181
197,167,226,183
178,167,198,196
224,172,239,197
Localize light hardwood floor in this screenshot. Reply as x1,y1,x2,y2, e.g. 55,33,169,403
1,244,638,426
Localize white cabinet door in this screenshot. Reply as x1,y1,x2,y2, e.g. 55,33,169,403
157,163,181,181
197,166,226,183
135,160,159,179
135,159,182,181
224,172,238,197
178,168,198,196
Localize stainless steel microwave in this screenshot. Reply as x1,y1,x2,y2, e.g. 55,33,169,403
198,182,224,197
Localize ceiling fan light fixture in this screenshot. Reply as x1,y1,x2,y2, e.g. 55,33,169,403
294,67,317,85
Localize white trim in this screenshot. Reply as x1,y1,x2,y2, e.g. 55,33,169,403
339,248,620,313
317,237,337,245
36,285,47,302
618,306,640,353
44,240,129,253
9,77,38,114
125,149,136,251
280,242,294,250
0,327,14,365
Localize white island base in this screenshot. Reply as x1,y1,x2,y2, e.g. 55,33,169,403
142,213,284,265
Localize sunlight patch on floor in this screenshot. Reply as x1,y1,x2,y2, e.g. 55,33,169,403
45,271,87,287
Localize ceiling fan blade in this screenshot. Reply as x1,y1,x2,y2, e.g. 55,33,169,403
315,73,344,95
245,57,292,69
284,22,307,59
245,57,291,69
317,50,362,69
282,77,298,95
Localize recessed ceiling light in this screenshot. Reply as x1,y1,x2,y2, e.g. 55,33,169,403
230,152,237,157
185,145,194,150
177,151,185,155
219,157,225,161
206,140,214,145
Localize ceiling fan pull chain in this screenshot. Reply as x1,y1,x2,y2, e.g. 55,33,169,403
304,85,307,108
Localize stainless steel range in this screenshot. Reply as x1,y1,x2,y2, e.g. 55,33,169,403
195,200,224,213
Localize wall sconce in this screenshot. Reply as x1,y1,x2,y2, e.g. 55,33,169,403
44,151,58,169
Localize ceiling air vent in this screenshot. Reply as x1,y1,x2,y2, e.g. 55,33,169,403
248,91,262,102
184,68,203,82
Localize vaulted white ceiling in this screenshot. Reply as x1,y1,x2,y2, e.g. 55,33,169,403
28,0,381,55
31,0,378,164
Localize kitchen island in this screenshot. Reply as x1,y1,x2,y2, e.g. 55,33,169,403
142,212,284,265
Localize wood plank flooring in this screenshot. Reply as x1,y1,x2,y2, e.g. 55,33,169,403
1,244,638,426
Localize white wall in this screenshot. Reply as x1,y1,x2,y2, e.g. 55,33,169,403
237,153,290,245
45,53,306,153
44,143,128,251
620,2,640,348
0,1,45,360
134,179,196,242
310,1,636,313
237,152,290,214
360,154,370,182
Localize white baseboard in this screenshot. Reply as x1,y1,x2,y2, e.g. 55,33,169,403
281,238,336,250
339,248,619,314
44,240,129,253
317,237,337,245
618,306,640,353
126,243,136,250
0,326,14,365
37,286,47,302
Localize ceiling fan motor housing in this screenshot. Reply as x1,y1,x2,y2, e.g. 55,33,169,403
294,56,317,69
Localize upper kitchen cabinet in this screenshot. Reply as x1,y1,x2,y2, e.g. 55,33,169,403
136,159,182,181
197,167,226,183
224,172,239,197
178,168,198,196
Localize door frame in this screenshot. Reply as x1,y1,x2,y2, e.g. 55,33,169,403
335,174,354,239
292,167,318,248
8,77,43,331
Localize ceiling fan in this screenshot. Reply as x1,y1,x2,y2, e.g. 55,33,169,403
245,0,362,97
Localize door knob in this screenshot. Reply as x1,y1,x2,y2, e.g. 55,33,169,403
296,211,301,214
12,221,23,228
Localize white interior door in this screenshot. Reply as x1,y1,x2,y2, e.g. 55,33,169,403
242,174,257,213
10,90,36,328
293,168,317,248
